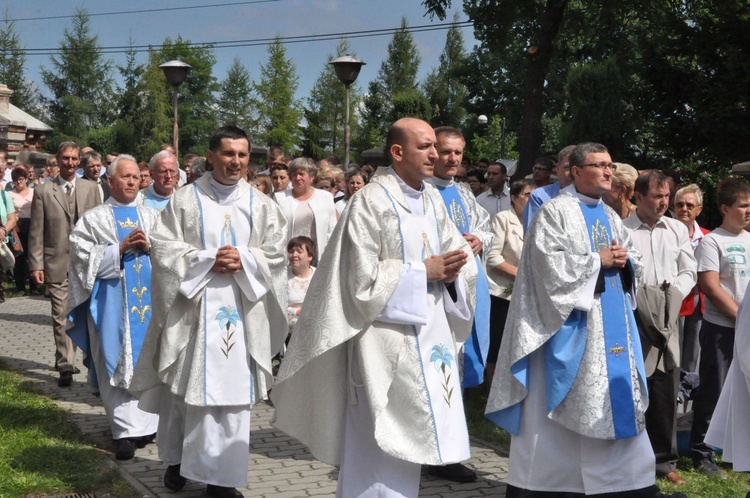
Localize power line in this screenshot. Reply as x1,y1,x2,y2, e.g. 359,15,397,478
22,21,474,57
5,0,283,23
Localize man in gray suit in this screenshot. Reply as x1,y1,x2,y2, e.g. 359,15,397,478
28,141,101,387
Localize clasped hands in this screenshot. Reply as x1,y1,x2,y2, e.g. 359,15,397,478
212,245,243,274
598,239,629,268
424,249,468,283
119,228,150,255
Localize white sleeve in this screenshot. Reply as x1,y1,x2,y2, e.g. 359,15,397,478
235,247,269,302
179,249,219,299
96,244,121,280
574,254,601,311
443,275,471,320
376,262,428,326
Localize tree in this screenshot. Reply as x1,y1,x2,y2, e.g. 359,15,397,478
254,36,302,152
217,58,257,137
116,36,144,124
41,8,115,140
302,39,362,160
134,37,219,159
380,18,421,96
423,13,469,128
360,18,426,149
0,12,41,114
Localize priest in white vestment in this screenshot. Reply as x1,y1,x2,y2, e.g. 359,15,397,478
272,118,478,498
705,282,750,472
129,126,288,498
486,143,679,498
67,155,159,461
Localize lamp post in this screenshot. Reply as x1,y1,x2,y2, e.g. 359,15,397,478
160,60,192,158
329,55,366,169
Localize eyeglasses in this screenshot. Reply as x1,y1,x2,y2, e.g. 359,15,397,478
532,166,550,172
155,170,178,178
675,201,700,209
579,162,617,171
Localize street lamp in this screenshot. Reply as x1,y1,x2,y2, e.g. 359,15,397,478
329,55,366,169
160,60,192,158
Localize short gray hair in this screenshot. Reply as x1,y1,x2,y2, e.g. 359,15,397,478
675,183,704,206
149,149,176,171
108,154,138,178
569,142,608,168
289,157,318,179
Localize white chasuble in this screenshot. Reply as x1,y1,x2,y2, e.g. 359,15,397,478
392,201,470,463
193,189,255,406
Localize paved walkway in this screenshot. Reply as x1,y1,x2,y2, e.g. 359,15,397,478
0,295,509,497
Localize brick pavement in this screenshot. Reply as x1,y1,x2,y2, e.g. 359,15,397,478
0,295,509,497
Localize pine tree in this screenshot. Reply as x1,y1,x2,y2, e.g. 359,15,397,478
302,39,362,160
134,36,219,158
360,18,426,149
217,58,257,138
41,8,115,140
380,18,421,96
116,36,144,123
254,36,302,151
422,13,469,128
0,12,41,113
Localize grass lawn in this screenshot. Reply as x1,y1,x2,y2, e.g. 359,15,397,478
0,362,138,498
464,385,750,497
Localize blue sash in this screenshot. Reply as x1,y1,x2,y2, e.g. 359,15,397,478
436,184,491,387
115,206,152,373
577,202,638,439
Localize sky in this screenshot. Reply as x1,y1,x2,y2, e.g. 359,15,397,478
3,0,475,102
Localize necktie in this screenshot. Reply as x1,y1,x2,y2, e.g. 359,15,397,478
65,184,73,196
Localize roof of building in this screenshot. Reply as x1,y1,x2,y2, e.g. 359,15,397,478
0,102,53,132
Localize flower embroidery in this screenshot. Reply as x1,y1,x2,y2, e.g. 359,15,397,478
430,343,455,407
215,305,240,358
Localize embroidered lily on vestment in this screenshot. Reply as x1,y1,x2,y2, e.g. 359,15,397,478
430,343,455,407
216,305,240,358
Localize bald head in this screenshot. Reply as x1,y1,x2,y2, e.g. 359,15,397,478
386,117,438,190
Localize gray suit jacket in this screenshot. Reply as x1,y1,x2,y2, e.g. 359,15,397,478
27,177,100,283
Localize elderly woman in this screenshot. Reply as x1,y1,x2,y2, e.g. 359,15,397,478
9,167,33,293
603,162,638,219
486,178,536,381
335,168,368,215
274,157,337,262
674,184,710,373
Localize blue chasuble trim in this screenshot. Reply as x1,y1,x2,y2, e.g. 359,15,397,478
435,184,490,387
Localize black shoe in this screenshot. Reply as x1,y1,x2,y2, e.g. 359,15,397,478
694,458,726,479
114,438,135,460
427,462,477,483
133,433,156,448
58,371,73,387
73,366,81,374
205,484,243,497
164,464,187,491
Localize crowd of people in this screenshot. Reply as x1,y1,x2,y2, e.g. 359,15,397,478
1,118,749,498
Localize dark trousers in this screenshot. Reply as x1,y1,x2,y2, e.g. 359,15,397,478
646,367,680,474
689,319,734,461
505,484,664,497
14,218,31,292
488,295,510,364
